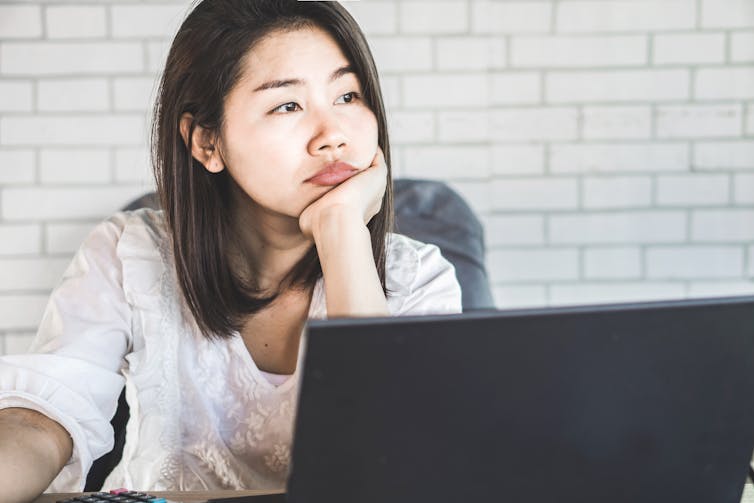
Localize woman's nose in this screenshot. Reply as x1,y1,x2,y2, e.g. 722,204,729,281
307,108,347,155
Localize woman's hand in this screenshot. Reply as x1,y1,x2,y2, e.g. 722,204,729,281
299,146,387,241
298,146,390,318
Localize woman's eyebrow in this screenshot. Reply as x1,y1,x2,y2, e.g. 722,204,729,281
253,65,355,92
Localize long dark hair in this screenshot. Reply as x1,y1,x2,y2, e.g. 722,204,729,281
152,0,394,339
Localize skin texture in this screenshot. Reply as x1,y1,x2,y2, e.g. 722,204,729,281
0,407,73,503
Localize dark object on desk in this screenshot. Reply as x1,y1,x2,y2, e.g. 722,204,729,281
288,296,754,503
207,495,286,503
85,178,494,491
57,490,165,503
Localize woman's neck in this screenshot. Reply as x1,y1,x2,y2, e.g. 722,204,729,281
229,198,314,293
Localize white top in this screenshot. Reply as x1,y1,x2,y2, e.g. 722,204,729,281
0,209,462,492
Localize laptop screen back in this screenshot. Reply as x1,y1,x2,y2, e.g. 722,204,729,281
288,296,754,503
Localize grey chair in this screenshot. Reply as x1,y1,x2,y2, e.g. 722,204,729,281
84,178,494,490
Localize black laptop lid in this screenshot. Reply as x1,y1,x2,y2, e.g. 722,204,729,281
288,296,754,503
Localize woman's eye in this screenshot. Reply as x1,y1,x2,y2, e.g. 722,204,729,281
336,92,360,104
272,102,301,114
271,92,360,114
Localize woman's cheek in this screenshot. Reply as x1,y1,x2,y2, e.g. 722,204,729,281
355,109,378,148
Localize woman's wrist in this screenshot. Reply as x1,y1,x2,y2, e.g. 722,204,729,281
311,205,368,248
311,206,388,318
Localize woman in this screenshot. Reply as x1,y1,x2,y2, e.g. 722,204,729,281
0,0,461,498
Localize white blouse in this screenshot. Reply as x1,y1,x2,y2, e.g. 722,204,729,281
0,209,462,492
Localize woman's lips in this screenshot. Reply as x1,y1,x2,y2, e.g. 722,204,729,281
305,161,359,186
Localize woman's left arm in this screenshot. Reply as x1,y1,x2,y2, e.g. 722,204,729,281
299,148,389,318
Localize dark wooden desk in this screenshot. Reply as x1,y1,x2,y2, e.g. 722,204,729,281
32,484,754,503
32,490,283,503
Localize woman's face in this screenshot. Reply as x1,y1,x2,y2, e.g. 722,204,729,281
217,26,379,219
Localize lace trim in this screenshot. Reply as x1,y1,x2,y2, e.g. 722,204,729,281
153,216,183,489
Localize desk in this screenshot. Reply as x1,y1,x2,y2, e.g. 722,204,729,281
33,491,283,503
31,484,754,503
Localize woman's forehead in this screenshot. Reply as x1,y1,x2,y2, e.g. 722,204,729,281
241,26,352,84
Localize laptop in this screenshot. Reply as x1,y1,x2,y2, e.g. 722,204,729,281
272,296,754,503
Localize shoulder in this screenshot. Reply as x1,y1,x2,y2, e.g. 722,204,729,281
101,207,166,245
81,208,167,259
385,233,444,287
70,208,169,295
385,232,462,315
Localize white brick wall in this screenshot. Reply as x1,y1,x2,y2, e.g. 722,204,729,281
399,1,467,34
46,6,107,39
692,210,754,241
656,105,742,138
550,144,689,173
37,78,110,112
491,178,579,210
547,70,690,103
511,36,647,68
584,247,642,279
557,1,696,33
0,81,33,112
696,68,754,100
582,176,652,209
581,107,651,140
1,0,753,355
549,211,687,244
39,149,111,184
491,108,579,141
491,73,541,105
111,5,188,38
731,32,754,62
1,42,143,75
735,174,754,204
0,225,41,256
695,141,754,169
653,33,725,65
701,0,754,29
646,246,744,279
471,2,552,34
549,282,686,306
0,6,42,39
0,150,35,184
656,174,730,206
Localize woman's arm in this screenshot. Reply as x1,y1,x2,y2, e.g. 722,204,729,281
312,208,389,318
0,407,72,503
300,148,390,318
0,213,137,494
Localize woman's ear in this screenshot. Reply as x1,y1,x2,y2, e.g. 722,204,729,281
179,112,225,174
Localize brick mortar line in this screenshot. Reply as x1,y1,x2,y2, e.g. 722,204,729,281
105,3,113,40
741,100,749,136
465,0,471,37
695,0,702,30
550,0,558,35
39,4,47,41
107,75,115,113
730,170,738,206
109,146,119,184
